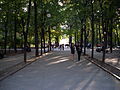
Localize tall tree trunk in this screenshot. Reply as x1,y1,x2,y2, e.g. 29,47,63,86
48,26,51,51
102,20,105,62
91,0,95,58
40,28,43,55
69,35,72,44
99,0,106,62
98,19,102,43
76,30,78,42
24,0,31,62
75,32,77,45
83,24,87,55
102,20,107,62
110,19,113,53
34,0,39,57
14,11,17,53
4,13,8,54
80,28,83,53
96,24,99,44
43,28,46,53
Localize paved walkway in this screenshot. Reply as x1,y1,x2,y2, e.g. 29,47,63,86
0,49,50,72
0,50,120,90
0,50,35,72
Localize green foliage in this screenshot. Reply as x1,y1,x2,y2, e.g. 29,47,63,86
0,0,119,48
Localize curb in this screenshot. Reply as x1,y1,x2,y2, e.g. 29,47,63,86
0,52,52,81
84,55,120,81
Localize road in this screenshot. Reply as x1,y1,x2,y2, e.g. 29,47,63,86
0,50,120,90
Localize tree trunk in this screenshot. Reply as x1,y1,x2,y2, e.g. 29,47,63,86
83,24,87,55
109,19,113,53
48,26,51,51
43,28,46,53
91,0,95,58
96,24,99,44
80,28,83,54
98,19,102,43
40,28,43,55
14,11,17,53
4,13,8,54
34,0,39,57
24,0,31,62
75,32,77,44
102,20,105,62
69,35,72,44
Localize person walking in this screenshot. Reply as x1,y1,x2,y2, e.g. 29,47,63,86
59,45,62,51
62,44,64,51
70,43,75,60
75,42,81,61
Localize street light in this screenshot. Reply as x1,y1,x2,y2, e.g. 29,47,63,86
47,13,51,18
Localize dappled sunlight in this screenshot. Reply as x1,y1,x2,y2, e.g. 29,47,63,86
67,60,93,70
27,52,53,62
27,58,36,62
67,63,76,69
3,58,21,62
105,58,119,64
87,62,92,66
47,58,69,65
45,56,62,61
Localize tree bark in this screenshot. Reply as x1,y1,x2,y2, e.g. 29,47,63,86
34,0,39,57
24,0,31,62
40,28,43,55
98,19,102,43
14,10,17,53
75,32,77,45
109,19,113,53
43,28,46,53
83,24,87,55
4,13,8,54
91,0,95,58
48,26,51,51
80,28,83,57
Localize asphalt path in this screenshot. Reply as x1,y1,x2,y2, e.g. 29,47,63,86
0,50,120,90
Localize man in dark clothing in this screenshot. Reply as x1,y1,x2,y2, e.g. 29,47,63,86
75,42,81,61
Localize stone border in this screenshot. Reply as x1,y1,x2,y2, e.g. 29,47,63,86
84,55,120,81
0,52,52,81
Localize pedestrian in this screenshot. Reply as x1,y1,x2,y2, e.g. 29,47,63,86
75,42,81,61
70,43,75,60
59,45,62,51
62,44,64,50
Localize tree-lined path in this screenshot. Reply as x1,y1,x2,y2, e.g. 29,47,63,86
0,0,120,89
0,50,120,90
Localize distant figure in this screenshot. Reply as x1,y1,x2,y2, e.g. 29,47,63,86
76,42,81,61
87,43,91,48
62,44,64,50
59,45,62,51
70,43,75,60
51,44,54,50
